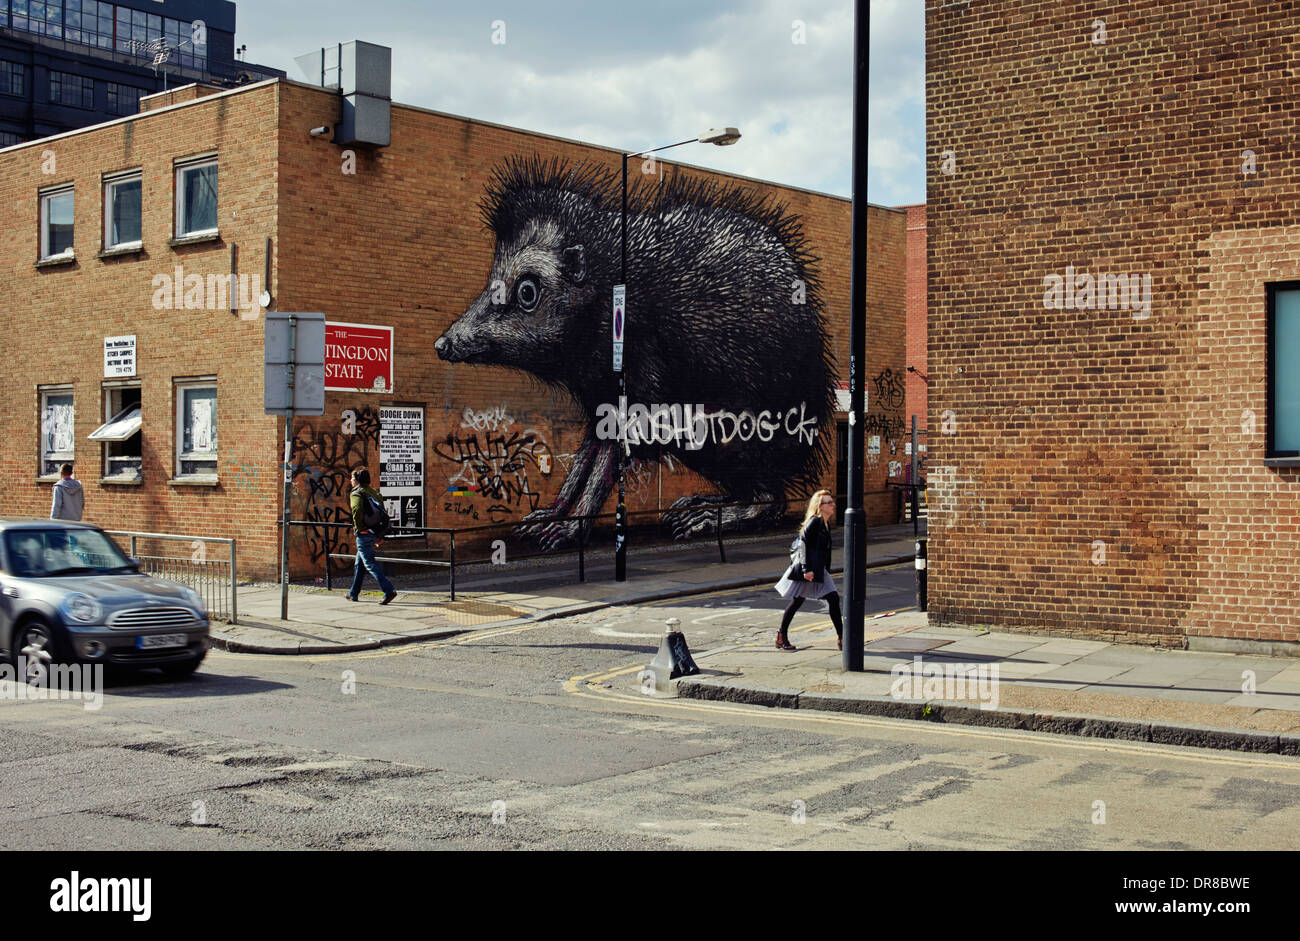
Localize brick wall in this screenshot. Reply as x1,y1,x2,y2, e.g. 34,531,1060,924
0,78,908,581
927,0,1300,644
899,203,927,432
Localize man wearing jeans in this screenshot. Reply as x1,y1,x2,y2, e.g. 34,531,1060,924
348,467,396,604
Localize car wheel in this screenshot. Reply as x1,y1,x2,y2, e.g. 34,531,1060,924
159,656,204,679
14,620,59,686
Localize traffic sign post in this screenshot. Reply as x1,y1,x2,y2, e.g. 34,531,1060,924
265,313,327,620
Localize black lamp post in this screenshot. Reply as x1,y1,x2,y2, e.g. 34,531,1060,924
615,127,741,581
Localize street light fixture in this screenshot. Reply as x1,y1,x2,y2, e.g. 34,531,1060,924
614,127,741,582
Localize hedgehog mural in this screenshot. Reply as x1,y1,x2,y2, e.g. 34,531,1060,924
434,155,836,549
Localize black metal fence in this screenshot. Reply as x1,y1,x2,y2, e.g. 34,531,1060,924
288,489,903,599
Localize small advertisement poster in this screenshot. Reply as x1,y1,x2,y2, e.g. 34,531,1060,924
379,405,424,534
104,335,136,378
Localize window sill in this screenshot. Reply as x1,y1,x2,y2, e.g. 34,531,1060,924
168,231,220,248
35,476,62,484
98,243,143,259
169,476,220,487
101,475,144,486
1264,457,1300,468
35,253,76,268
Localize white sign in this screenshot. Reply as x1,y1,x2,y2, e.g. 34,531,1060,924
612,283,626,372
104,335,136,378
380,406,424,533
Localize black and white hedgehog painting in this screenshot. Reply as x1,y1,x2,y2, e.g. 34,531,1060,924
434,155,836,549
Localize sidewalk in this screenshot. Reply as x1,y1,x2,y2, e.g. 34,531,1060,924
670,610,1300,755
218,523,922,653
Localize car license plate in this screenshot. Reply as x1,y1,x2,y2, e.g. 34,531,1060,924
138,633,188,650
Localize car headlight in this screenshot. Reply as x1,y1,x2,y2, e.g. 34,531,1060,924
63,593,104,624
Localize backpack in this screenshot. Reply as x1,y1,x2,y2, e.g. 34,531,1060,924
361,493,392,537
788,531,806,577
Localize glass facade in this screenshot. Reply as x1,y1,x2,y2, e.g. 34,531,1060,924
4,1,207,69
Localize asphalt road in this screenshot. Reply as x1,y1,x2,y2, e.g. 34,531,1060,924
3,563,1300,850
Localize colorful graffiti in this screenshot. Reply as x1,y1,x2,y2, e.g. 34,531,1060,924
434,156,835,547
289,406,381,563
432,421,554,523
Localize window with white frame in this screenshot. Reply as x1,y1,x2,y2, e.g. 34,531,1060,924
1268,283,1300,462
175,157,217,238
39,386,75,477
103,170,141,249
40,185,74,259
89,383,142,479
175,380,217,478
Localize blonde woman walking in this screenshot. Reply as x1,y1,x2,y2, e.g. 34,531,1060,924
774,489,843,651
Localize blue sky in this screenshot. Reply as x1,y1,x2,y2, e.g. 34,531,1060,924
237,0,925,205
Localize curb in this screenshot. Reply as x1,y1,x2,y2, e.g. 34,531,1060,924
212,555,915,654
676,678,1300,757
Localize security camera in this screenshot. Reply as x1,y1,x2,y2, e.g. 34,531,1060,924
309,125,332,137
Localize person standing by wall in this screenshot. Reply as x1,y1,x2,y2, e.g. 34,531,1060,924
348,467,397,604
774,489,844,651
50,463,84,521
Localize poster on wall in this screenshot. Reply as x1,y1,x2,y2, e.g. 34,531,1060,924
380,405,424,533
104,335,136,378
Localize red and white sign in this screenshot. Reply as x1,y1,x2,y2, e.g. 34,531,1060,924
325,322,393,393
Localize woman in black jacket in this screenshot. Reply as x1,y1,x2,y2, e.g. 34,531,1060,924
773,489,843,651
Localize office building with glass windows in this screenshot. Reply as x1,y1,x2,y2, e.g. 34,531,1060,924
0,0,280,146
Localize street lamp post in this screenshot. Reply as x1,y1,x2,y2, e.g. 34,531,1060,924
614,127,741,582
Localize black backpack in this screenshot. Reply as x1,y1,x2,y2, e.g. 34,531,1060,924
360,493,392,537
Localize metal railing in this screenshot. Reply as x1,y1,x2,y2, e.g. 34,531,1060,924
104,530,237,624
288,490,903,598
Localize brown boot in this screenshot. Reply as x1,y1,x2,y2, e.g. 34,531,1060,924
776,632,796,651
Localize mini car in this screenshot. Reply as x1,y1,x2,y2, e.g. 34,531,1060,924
0,518,210,683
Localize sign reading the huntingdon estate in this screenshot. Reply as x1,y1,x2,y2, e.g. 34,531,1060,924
325,322,394,393
104,335,136,378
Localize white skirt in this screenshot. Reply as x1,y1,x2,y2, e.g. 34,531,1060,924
775,566,837,600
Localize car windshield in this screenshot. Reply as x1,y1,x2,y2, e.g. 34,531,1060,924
3,529,133,578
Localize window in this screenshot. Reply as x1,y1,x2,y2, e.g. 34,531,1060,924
40,185,74,259
1268,283,1300,462
175,380,217,478
175,158,217,237
49,70,94,109
0,61,24,98
103,170,141,248
39,387,75,477
0,132,21,148
106,82,143,116
90,384,141,479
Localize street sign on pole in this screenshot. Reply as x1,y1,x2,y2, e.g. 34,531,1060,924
265,312,327,621
612,284,626,372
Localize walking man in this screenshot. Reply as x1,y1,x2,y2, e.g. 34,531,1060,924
50,463,84,521
348,467,396,604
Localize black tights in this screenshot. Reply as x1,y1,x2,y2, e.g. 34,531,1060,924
779,592,843,637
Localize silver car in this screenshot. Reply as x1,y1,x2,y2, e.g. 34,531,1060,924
0,519,210,682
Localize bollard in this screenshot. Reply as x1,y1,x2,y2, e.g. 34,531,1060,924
916,537,927,611
645,616,700,690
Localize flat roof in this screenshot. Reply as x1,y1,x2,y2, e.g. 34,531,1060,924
0,75,885,208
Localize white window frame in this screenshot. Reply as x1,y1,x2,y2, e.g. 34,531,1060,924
174,156,218,239
39,385,75,479
174,379,217,480
39,185,74,260
92,382,143,480
103,169,142,250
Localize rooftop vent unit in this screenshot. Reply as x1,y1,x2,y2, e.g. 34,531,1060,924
294,41,391,148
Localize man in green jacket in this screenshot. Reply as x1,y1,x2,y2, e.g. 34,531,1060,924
348,467,396,604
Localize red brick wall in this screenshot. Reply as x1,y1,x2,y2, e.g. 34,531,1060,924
927,0,1300,644
0,79,909,581
899,203,927,430
0,84,283,576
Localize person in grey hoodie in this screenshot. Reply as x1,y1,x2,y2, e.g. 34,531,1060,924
51,464,84,521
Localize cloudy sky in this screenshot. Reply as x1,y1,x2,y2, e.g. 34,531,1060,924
236,0,924,205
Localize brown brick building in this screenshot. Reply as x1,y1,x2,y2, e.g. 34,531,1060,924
927,0,1300,649
0,74,907,581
